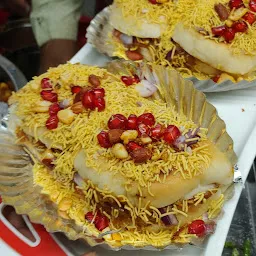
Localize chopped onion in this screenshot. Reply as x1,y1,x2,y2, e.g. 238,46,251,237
159,207,178,226
120,34,133,46
166,51,172,62
143,66,157,85
173,135,186,149
73,173,84,187
174,128,200,151
135,79,157,97
140,47,153,62
185,128,200,146
186,146,192,155
202,212,209,222
59,99,70,109
205,221,216,235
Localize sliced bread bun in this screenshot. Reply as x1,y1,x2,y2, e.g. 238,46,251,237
75,144,233,209
109,4,167,38
173,22,256,75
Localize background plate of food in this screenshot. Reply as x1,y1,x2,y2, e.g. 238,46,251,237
86,0,256,92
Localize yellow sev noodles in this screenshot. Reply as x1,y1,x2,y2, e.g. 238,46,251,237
11,63,210,187
114,0,175,26
33,163,224,247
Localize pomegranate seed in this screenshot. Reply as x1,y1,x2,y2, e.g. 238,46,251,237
113,29,121,39
85,212,99,223
232,21,248,32
74,88,87,103
93,88,105,99
71,85,82,94
188,220,206,237
46,115,59,130
249,0,256,12
137,113,155,127
108,114,128,130
126,142,142,152
95,215,109,231
97,131,112,148
138,123,150,136
42,158,55,170
94,97,105,112
150,124,165,140
149,0,157,3
85,211,109,231
229,0,244,9
132,75,140,84
41,90,58,102
211,25,226,36
41,78,52,89
127,114,138,130
82,90,95,110
243,12,256,24
49,103,61,115
121,76,135,86
212,74,221,83
163,125,181,144
223,27,236,42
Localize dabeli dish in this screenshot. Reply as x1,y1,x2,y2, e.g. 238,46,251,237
107,0,256,84
6,62,236,249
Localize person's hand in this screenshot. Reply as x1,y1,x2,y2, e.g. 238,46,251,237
3,206,36,242
2,0,31,17
39,39,78,75
3,206,97,256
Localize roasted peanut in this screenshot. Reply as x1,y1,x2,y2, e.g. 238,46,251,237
58,198,72,211
71,101,84,114
214,3,229,21
112,143,129,159
125,50,143,61
237,77,244,82
89,74,101,87
108,129,124,144
121,130,138,144
217,73,236,83
42,149,54,159
140,136,152,145
57,109,76,124
225,19,233,27
112,233,122,241
130,148,152,163
229,8,247,21
33,100,52,113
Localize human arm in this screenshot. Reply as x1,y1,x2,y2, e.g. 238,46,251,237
30,0,84,74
